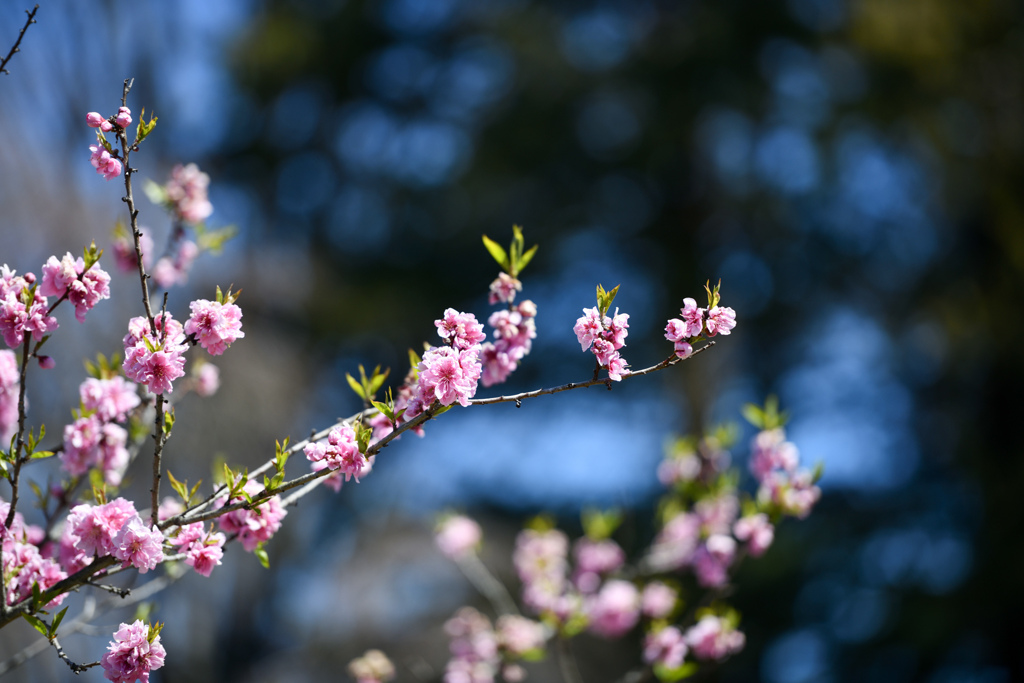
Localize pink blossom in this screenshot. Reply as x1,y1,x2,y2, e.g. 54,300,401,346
679,298,704,337
123,314,188,395
606,352,628,381
749,428,800,482
304,424,366,482
647,512,701,571
418,346,481,408
1,349,21,442
184,299,244,356
695,493,739,535
495,615,547,655
164,164,213,223
664,319,689,343
574,538,625,574
644,626,688,668
479,343,517,388
685,615,745,661
758,469,821,519
89,145,123,180
0,290,58,349
115,106,132,128
157,497,184,522
693,534,736,588
573,307,603,351
39,253,80,298
111,516,164,573
673,340,693,360
641,581,678,619
194,362,220,397
68,498,138,558
100,620,166,683
86,112,105,128
657,451,701,486
488,273,522,304
217,480,287,552
151,240,199,289
705,305,737,336
733,513,775,557
80,376,141,423
112,227,154,273
436,309,486,351
176,528,226,577
606,310,629,349
586,579,640,638
445,607,498,663
2,535,66,608
436,515,482,559
61,415,103,477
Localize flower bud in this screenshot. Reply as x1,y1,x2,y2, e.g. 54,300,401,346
37,355,55,369
115,106,132,128
86,112,105,128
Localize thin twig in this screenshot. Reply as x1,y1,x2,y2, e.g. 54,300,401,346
117,77,156,334
0,576,172,675
49,636,99,674
454,553,520,617
556,636,584,683
0,5,38,76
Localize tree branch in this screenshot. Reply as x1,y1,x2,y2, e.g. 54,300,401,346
0,5,38,77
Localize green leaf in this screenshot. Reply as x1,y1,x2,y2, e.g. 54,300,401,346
345,373,366,401
481,235,510,272
368,366,390,396
254,544,270,569
811,460,825,484
21,614,49,638
29,450,54,460
50,606,69,635
596,283,620,317
741,403,765,429
371,400,395,422
517,243,539,273
654,662,699,682
134,108,158,144
581,508,623,541
408,348,422,375
143,179,168,206
166,470,189,503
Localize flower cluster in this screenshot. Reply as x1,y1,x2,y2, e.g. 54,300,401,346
40,252,111,322
152,239,198,289
435,514,483,559
184,298,244,356
664,287,737,360
415,345,482,410
88,144,123,181
0,265,58,350
122,314,188,394
305,424,367,483
164,163,213,224
64,498,163,574
217,480,287,553
574,306,629,381
170,522,226,577
0,349,18,441
100,620,166,683
1,498,66,608
85,107,131,180
481,298,537,387
60,376,140,484
443,607,547,683
435,308,487,351
749,427,821,519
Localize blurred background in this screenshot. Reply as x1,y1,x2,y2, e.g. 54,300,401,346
0,0,1021,681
